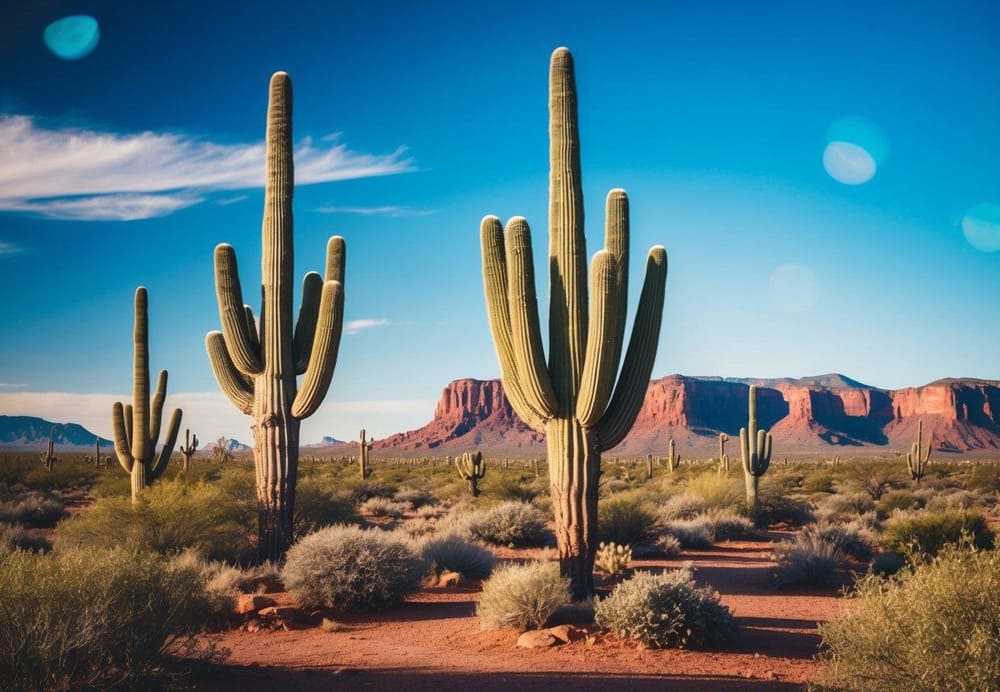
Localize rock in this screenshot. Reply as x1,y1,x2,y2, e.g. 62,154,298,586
258,606,301,619
546,625,587,644
516,630,560,649
236,594,277,615
245,574,284,593
437,571,462,587
279,618,310,631
244,618,263,633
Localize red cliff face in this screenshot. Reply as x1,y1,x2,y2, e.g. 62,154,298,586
364,375,1000,456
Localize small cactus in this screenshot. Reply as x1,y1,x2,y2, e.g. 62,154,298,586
646,453,655,480
906,420,932,483
739,385,772,514
454,451,486,497
178,429,198,473
39,428,57,471
359,429,373,479
718,432,729,473
593,541,632,578
666,438,681,473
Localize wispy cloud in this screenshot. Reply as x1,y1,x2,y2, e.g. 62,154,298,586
315,205,433,217
0,383,29,388
0,241,22,256
0,115,414,221
345,318,390,335
215,194,249,206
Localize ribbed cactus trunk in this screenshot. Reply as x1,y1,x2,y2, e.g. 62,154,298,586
481,48,668,600
740,385,772,515
207,73,345,563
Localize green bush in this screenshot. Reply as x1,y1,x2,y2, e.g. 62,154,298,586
394,487,437,509
477,561,570,631
0,547,215,691
660,517,715,548
594,568,737,648
597,494,657,545
705,509,756,540
0,491,66,527
773,528,843,587
0,523,51,552
659,493,707,521
881,509,993,558
420,532,495,580
294,477,358,537
818,545,1000,691
360,496,408,519
467,501,551,547
685,472,743,510
811,521,873,562
282,525,425,609
875,488,921,516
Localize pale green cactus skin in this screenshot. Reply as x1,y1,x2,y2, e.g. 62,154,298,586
906,420,932,483
666,438,681,472
455,451,486,496
480,48,668,599
359,429,373,479
739,385,773,513
178,429,198,473
205,73,345,562
112,287,182,504
719,432,730,473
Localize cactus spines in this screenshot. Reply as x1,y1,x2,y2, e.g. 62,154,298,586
718,432,730,473
359,429,373,479
666,438,681,473
40,428,57,471
206,73,345,562
455,451,486,497
906,420,932,483
112,287,182,504
480,48,668,599
178,429,198,473
739,385,773,514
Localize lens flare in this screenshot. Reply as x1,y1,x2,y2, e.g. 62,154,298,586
768,263,819,313
823,116,887,185
962,202,1000,252
43,15,100,61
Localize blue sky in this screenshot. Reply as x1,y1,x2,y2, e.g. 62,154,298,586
0,1,998,443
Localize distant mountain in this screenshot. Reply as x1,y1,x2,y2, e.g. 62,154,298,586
200,438,252,453
0,415,111,450
304,435,345,448
693,373,874,390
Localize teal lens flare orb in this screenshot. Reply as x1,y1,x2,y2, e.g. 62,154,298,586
43,15,100,60
823,116,888,185
962,203,1000,253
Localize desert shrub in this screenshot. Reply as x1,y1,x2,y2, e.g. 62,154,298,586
477,561,570,631
655,533,682,556
467,501,551,547
876,488,921,516
705,509,756,540
348,481,396,504
755,488,814,525
870,551,906,576
0,491,66,527
294,477,357,537
811,521,874,562
818,545,1000,691
395,487,437,509
282,525,425,609
415,503,446,519
168,549,242,615
881,509,993,558
593,541,632,578
482,473,540,502
598,494,657,545
818,491,876,519
802,471,836,494
600,479,632,496
360,497,408,519
686,472,743,510
966,463,1000,493
773,529,843,587
0,547,214,691
397,517,436,538
843,462,899,500
594,568,737,648
659,493,707,521
56,478,254,563
923,488,979,513
0,523,51,552
420,532,495,580
660,517,715,548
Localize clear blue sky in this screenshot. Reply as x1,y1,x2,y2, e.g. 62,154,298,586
0,0,998,443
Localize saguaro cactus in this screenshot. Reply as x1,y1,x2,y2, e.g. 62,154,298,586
906,420,932,483
359,429,373,479
455,451,486,496
718,432,730,473
178,429,198,473
40,428,57,471
112,287,182,504
739,385,772,514
666,438,681,472
206,72,345,562
480,48,668,599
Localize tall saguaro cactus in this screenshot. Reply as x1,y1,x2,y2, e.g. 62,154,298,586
906,420,932,483
359,429,373,479
739,385,772,514
666,438,681,472
455,451,486,497
178,429,198,473
206,72,345,562
40,428,57,471
480,48,668,599
112,288,182,504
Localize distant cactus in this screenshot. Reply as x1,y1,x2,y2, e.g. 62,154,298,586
111,287,182,504
718,432,730,473
666,438,681,473
906,420,932,483
739,385,772,514
178,429,198,473
359,429,374,479
646,453,655,480
39,428,57,471
455,451,486,497
211,437,233,466
593,541,632,578
205,73,345,562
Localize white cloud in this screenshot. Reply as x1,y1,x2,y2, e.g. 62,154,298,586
344,318,390,335
315,205,433,217
0,115,414,221
0,241,22,256
0,383,28,388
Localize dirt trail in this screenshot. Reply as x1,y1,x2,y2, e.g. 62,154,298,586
191,536,842,691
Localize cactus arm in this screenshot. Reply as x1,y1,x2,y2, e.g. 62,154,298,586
292,272,322,374
149,407,182,480
131,288,151,465
595,247,668,450
505,217,559,418
480,216,548,431
325,236,345,284
576,250,620,426
291,279,344,419
206,332,255,414
123,404,133,452
547,47,589,412
111,401,134,473
214,244,264,375
245,305,261,355
148,369,168,453
604,189,629,370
